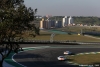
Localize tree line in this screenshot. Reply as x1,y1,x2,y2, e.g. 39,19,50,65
73,17,100,25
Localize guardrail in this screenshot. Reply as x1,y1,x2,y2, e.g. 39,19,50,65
2,40,100,45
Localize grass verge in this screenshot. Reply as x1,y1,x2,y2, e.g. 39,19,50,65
67,53,100,65
24,34,100,42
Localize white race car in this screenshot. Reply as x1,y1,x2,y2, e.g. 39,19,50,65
64,51,72,55
57,56,66,61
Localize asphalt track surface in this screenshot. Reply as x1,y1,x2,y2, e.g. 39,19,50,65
13,44,100,67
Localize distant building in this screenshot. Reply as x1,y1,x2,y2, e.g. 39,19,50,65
40,18,44,29
40,18,55,29
62,16,68,27
46,18,51,29
50,20,55,28
39,18,50,29
68,16,73,25
55,21,62,28
57,21,62,28
62,16,74,26
40,16,65,29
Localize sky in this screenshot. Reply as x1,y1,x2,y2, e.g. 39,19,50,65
24,0,100,17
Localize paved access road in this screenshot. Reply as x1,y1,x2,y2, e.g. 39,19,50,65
13,44,100,67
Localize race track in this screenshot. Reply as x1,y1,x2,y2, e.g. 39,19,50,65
13,44,100,67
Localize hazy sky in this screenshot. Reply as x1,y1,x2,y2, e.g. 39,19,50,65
24,0,100,17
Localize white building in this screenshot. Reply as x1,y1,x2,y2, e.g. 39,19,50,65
68,16,73,25
62,16,68,27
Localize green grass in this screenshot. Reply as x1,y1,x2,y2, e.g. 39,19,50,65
23,34,100,42
22,29,100,42
5,52,23,67
67,53,100,65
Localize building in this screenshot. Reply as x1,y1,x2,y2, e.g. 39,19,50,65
40,18,53,29
50,20,55,28
62,16,68,27
40,16,66,29
40,18,44,29
62,16,74,26
55,21,62,28
68,16,73,25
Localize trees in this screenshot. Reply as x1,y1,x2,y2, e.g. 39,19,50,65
73,17,100,25
0,0,39,67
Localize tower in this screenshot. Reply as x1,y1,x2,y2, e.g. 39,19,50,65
40,18,44,29
62,16,67,27
68,16,73,25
